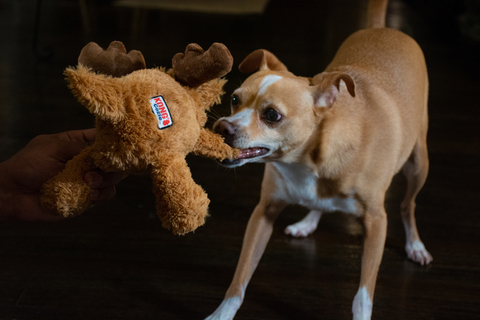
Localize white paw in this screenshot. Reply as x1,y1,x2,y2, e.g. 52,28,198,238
284,211,321,237
352,287,373,320
205,297,242,320
284,222,315,237
352,287,372,320
406,240,433,265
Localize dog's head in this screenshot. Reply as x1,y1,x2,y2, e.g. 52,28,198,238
213,49,355,168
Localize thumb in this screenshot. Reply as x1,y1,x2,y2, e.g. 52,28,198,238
52,129,96,163
55,128,96,144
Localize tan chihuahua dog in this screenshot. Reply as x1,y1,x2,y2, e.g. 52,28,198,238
207,0,432,319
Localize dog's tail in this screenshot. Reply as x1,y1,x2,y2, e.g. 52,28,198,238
366,0,388,28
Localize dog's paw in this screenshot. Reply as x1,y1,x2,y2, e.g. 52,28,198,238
406,240,433,265
205,297,242,320
284,210,321,237
352,287,372,320
284,221,317,237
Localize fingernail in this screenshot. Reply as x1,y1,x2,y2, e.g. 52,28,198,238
86,172,102,188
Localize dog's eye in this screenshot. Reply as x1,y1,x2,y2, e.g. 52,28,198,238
231,94,240,107
264,108,282,123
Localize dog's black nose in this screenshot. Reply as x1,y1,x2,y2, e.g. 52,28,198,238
214,120,236,145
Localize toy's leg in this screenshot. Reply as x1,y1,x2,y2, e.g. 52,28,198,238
151,154,209,235
192,129,240,161
40,147,95,217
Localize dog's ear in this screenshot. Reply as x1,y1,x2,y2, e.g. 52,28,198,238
238,49,288,73
312,72,355,108
65,65,126,121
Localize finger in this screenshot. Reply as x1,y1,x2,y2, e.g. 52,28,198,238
50,138,90,164
18,134,87,167
9,196,65,222
49,129,96,163
90,186,116,203
84,170,124,188
56,128,96,144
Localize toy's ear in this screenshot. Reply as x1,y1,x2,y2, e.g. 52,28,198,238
238,49,288,73
65,65,125,121
172,42,233,87
78,41,146,78
311,72,356,108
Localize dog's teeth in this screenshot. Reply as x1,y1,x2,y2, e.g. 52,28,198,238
238,147,269,159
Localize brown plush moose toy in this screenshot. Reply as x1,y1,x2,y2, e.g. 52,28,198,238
40,41,239,235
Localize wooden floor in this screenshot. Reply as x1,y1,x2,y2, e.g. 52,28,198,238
1,1,479,319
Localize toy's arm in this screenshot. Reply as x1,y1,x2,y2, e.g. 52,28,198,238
192,129,240,160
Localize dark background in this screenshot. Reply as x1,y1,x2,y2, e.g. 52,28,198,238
0,0,479,319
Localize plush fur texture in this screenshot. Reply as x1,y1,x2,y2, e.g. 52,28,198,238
40,42,238,235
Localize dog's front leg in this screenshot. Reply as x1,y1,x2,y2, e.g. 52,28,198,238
352,205,387,320
205,199,286,320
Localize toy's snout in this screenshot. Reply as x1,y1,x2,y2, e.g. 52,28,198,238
214,119,236,146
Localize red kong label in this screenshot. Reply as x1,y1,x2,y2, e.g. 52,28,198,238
149,95,173,129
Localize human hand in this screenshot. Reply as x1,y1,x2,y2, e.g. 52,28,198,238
0,129,123,221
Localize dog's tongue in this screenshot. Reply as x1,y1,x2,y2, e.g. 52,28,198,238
236,147,269,160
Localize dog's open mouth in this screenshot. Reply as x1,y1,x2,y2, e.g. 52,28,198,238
220,147,270,167
236,147,269,160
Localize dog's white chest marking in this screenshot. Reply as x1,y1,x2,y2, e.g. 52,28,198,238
258,75,282,96
272,162,357,214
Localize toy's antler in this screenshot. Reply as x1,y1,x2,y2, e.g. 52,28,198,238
78,41,146,78
172,43,233,87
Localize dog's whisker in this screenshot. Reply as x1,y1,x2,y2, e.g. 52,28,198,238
207,110,225,121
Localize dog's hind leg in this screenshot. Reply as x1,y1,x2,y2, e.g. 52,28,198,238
284,210,322,237
400,138,432,265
